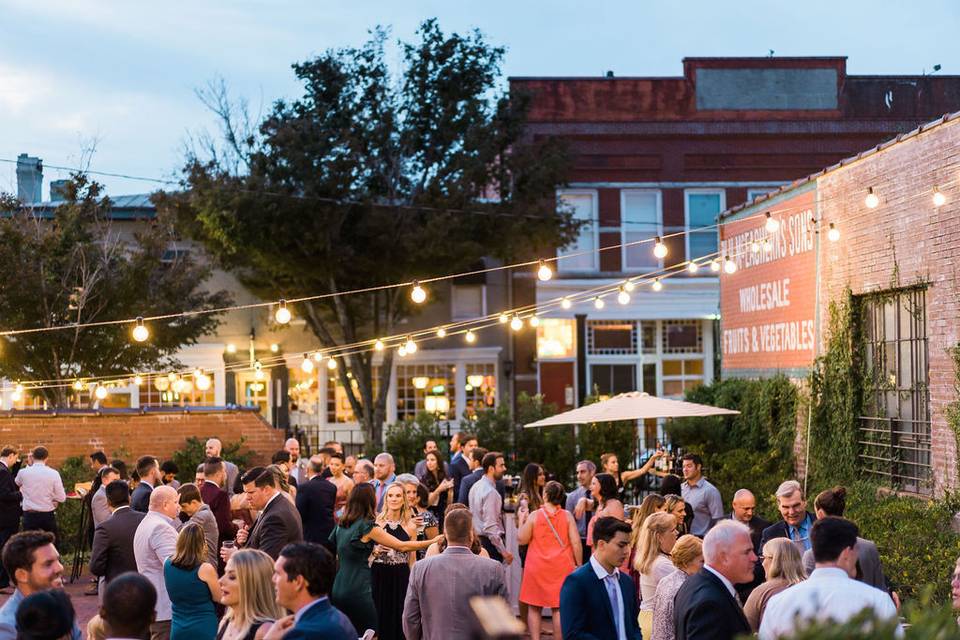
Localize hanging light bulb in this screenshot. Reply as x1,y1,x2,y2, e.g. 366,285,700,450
270,343,279,353
763,239,773,253
313,351,324,362
536,260,553,281
73,380,85,391
751,240,761,254
865,187,880,209
933,187,946,207
510,315,523,331
226,343,237,354
465,329,476,343
529,315,541,327
374,339,384,352
94,385,108,400
133,375,144,386
398,345,408,357
623,279,635,293
687,261,699,274
132,317,149,343
301,355,315,373
195,372,212,391
10,388,22,402
653,236,668,259
652,278,663,292
710,259,721,273
499,313,509,324
827,223,840,242
764,212,780,233
410,280,427,304
617,287,631,305
561,297,572,310
404,337,417,354
593,297,605,310
274,299,292,324
327,358,338,370
254,361,264,381
14,383,23,394
436,327,447,338
723,256,737,274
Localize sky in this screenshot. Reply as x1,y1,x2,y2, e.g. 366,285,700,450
1,0,958,198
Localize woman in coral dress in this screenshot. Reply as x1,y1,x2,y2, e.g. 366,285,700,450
518,481,582,640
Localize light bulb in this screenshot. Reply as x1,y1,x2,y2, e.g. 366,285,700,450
133,375,143,386
398,345,407,357
750,241,760,254
226,343,237,354
561,297,572,310
374,339,384,351
254,368,265,381
14,383,23,394
593,297,605,310
624,280,635,292
865,187,880,209
687,261,699,274
499,313,509,324
617,287,630,305
313,352,324,362
270,343,279,353
436,327,447,338
195,373,211,391
327,358,338,370
764,212,780,233
404,337,417,354
10,390,21,402
274,299,291,324
653,236,668,259
410,281,427,304
763,239,773,253
723,256,737,274
301,355,315,373
95,385,108,400
73,380,84,391
529,315,540,327
537,260,553,281
465,329,476,343
933,187,946,207
827,223,840,242
652,279,663,292
510,315,523,331
132,317,149,343
710,259,721,273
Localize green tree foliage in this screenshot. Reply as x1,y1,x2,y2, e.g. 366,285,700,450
384,413,445,474
0,176,230,406
171,436,255,484
161,20,577,444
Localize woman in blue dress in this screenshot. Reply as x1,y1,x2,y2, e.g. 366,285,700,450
164,522,221,640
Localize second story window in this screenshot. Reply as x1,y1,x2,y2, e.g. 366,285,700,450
557,191,597,272
622,190,661,271
451,284,485,320
685,190,724,263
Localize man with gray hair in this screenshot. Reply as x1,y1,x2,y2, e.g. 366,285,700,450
352,459,375,484
566,459,596,562
673,520,755,640
372,453,396,510
759,480,816,553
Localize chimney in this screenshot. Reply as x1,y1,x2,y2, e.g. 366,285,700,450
16,153,43,203
50,179,70,202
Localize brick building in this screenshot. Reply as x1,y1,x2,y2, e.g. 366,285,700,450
510,56,960,451
720,110,960,496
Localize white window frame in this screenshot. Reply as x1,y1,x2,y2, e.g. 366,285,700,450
620,189,663,273
684,188,726,264
556,189,599,273
450,284,487,320
747,187,777,202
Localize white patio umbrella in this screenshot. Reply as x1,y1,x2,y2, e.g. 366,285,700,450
523,391,739,428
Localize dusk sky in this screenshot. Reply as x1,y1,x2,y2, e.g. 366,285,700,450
2,0,957,197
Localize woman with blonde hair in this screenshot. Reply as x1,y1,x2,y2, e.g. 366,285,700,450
650,535,703,640
744,537,806,631
216,549,282,640
371,482,419,640
164,522,221,639
663,494,688,535
634,512,678,637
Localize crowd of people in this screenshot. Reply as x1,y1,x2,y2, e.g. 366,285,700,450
0,434,942,640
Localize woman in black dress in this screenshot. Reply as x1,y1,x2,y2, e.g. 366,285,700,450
370,482,419,640
418,450,453,532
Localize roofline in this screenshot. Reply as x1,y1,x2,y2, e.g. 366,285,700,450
719,109,960,219
509,73,960,82
682,56,848,62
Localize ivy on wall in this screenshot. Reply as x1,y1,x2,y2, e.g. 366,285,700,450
947,344,960,477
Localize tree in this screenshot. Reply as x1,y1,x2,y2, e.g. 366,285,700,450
160,20,577,444
0,175,230,407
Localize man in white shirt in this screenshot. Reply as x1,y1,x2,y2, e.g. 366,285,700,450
759,516,902,639
133,485,180,640
15,447,66,545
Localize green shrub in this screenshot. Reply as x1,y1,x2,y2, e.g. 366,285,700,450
171,436,255,484
514,393,576,483
384,413,444,474
55,455,94,557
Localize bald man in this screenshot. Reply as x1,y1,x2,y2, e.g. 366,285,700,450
285,438,307,485
727,488,770,602
205,438,239,496
133,486,181,640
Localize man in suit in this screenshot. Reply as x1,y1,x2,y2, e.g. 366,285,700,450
759,480,816,553
272,542,356,639
200,457,237,548
456,447,487,506
284,438,308,486
90,481,146,608
559,516,641,640
371,453,397,510
130,456,160,513
673,520,755,640
133,485,180,640
403,508,507,640
449,433,477,500
727,488,770,601
225,467,303,561
99,573,157,640
295,458,337,553
91,467,120,530
0,446,23,593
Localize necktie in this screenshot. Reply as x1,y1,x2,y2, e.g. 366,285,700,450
604,574,622,639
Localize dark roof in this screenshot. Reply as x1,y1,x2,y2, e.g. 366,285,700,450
17,193,156,220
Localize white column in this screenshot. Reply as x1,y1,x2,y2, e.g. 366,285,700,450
214,366,226,406
454,361,467,429
703,319,715,384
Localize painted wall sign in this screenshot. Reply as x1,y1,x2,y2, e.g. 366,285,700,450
719,188,817,371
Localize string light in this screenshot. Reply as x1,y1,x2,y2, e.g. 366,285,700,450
398,345,408,357
225,343,237,354
561,297,572,310
529,315,540,327
710,259,721,273
933,187,946,207
195,370,212,391
274,299,291,324
95,384,108,400
499,313,509,324
270,343,279,353
652,278,663,292
313,352,324,362
750,240,761,254
436,327,447,338
11,387,22,402
374,339,384,351
763,239,773,253
827,223,840,242
327,358,338,370
623,280,635,293
301,355,315,373
653,236,668,259
865,187,880,209
723,256,738,274
133,375,143,386
465,329,476,343
687,261,699,274
404,337,418,354
537,260,553,281
764,212,780,233
593,297,605,310
510,315,523,331
73,380,84,391
617,287,631,305
132,317,149,343
254,361,264,380
410,281,427,304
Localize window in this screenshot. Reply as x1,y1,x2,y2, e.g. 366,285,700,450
640,321,657,354
326,367,380,424
557,191,597,272
451,285,485,320
662,320,702,353
621,190,661,270
589,364,636,398
685,190,724,262
141,374,215,407
537,318,576,359
859,288,931,494
465,363,497,418
747,187,777,202
661,359,705,397
588,320,637,355
396,364,456,421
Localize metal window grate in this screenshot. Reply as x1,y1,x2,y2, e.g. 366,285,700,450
857,287,932,494
661,320,702,354
587,320,638,355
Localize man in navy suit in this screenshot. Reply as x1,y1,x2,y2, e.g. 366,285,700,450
673,520,756,640
295,457,337,554
559,516,642,640
272,542,357,640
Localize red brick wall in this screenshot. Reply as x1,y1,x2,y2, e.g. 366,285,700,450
0,410,284,468
816,116,960,495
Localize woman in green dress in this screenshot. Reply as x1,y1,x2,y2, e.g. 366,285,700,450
330,483,440,635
